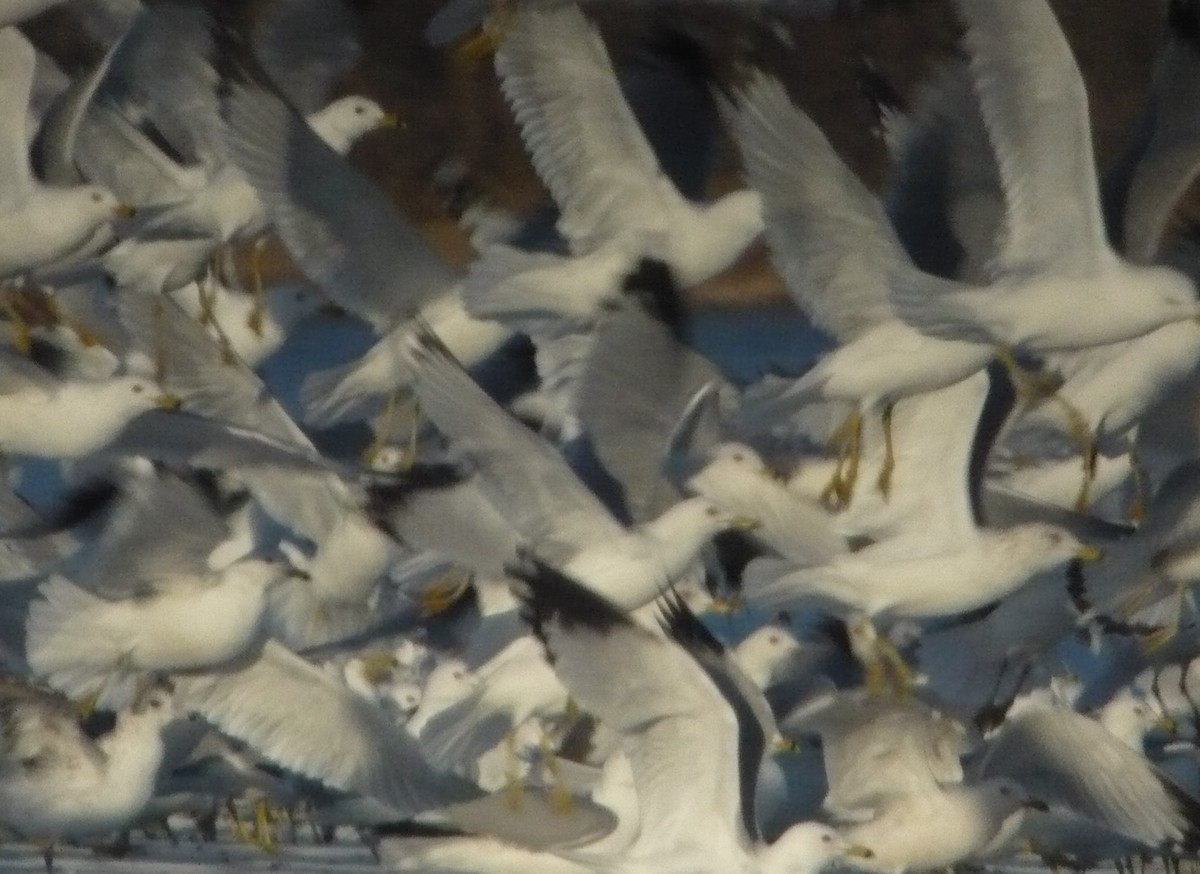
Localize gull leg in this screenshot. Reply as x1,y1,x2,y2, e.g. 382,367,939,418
253,798,276,852
877,635,915,699
246,238,267,338
1142,586,1183,653
1,298,29,355
820,408,862,510
38,840,53,874
419,567,471,617
226,798,253,845
994,347,1059,408
1127,449,1148,523
538,734,574,814
454,0,516,65
363,391,402,466
876,402,896,499
502,729,524,810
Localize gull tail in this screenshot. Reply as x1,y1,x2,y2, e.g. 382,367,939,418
418,693,513,773
300,358,395,427
25,576,139,708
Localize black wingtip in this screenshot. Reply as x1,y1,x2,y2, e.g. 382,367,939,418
507,552,628,663
1161,773,1200,851
621,258,688,342
856,58,906,123
656,587,724,656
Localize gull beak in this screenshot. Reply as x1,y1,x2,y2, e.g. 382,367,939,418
731,515,760,532
1022,798,1050,813
113,203,137,219
844,845,875,859
378,112,401,129
155,393,182,410
1075,544,1103,563
772,736,799,753
1157,715,1179,735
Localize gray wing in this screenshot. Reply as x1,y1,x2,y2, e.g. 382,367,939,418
978,705,1200,848
1121,4,1200,263
726,73,903,341
71,470,231,599
402,327,625,558
510,558,749,853
100,408,338,475
953,0,1112,274
782,689,968,819
223,79,456,332
175,641,482,815
32,29,126,187
250,0,361,114
117,292,353,544
577,285,727,524
0,26,36,203
494,1,675,254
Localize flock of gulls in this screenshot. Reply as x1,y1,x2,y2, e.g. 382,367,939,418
8,0,1200,871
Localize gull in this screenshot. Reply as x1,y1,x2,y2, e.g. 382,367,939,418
783,689,1045,874
728,73,993,506
221,74,510,429
506,556,878,874
24,469,299,708
742,370,1100,691
401,327,756,612
976,694,1200,860
888,0,1200,353
0,345,176,460
0,678,174,872
117,292,400,649
463,2,762,332
0,26,130,282
173,639,618,848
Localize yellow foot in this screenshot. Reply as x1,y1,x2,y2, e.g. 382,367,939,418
538,734,574,814
252,799,276,853
363,392,406,466
876,403,895,499
452,3,515,65
246,239,267,338
995,348,1060,408
419,570,471,617
820,408,863,510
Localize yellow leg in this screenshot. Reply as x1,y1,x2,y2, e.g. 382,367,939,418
1141,585,1183,653
2,299,29,355
502,730,523,810
994,347,1060,408
876,402,896,499
538,735,574,814
37,839,53,874
1074,439,1099,514
246,239,267,338
363,391,402,466
453,1,515,65
1128,449,1148,524
820,408,862,510
226,798,253,845
253,799,276,852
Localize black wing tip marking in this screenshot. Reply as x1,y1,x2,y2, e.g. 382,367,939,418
620,258,689,341
508,551,629,662
657,587,724,657
1161,774,1200,850
856,57,906,122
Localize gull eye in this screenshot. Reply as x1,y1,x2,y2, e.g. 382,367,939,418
355,104,365,114
132,384,144,394
706,506,720,517
732,452,744,463
452,670,464,680
821,834,832,844
91,191,103,203
767,633,780,645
